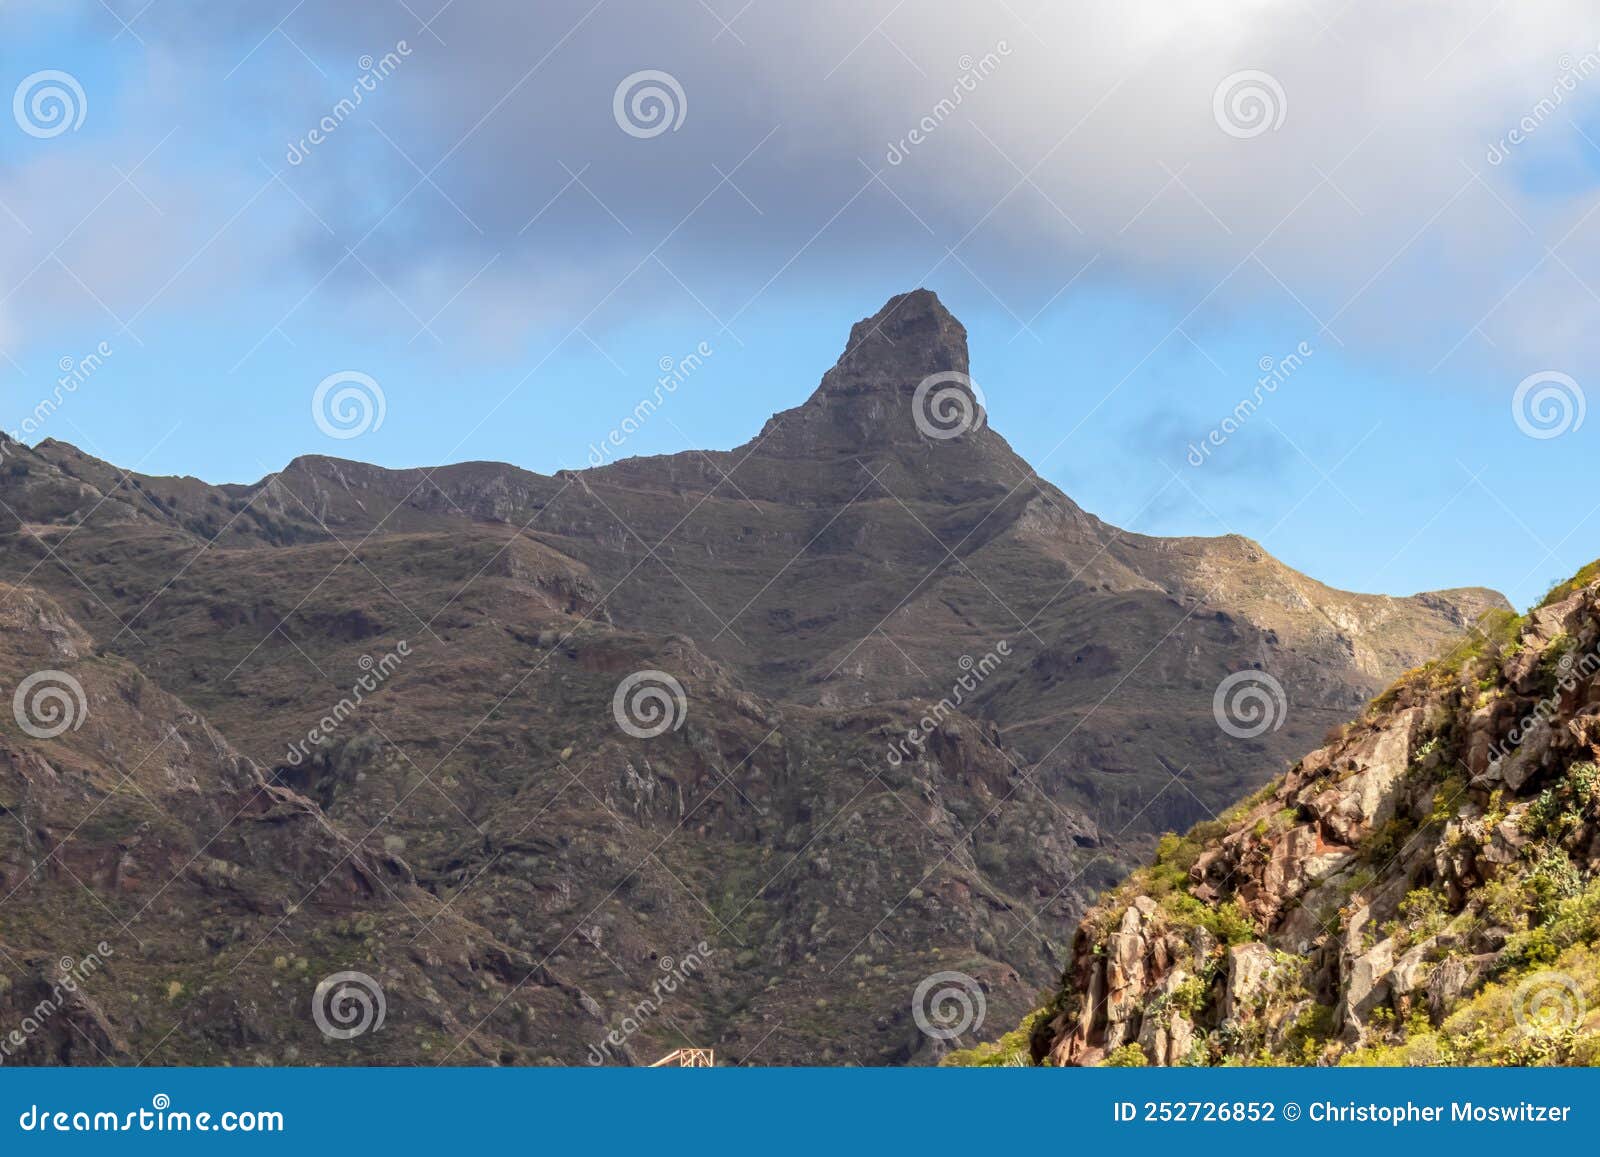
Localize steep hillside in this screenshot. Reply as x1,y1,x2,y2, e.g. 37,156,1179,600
0,582,608,1064
0,574,1105,1065
0,289,1506,1064
1,292,1504,851
1022,569,1600,1067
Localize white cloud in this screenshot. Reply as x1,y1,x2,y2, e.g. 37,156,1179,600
5,0,1600,379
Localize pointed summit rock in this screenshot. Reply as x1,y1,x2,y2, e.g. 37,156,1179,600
824,288,970,396
755,289,993,458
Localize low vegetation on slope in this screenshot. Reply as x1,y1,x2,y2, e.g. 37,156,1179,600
953,562,1600,1067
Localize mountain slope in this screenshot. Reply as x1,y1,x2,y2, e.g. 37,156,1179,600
1026,570,1600,1067
0,582,609,1065
0,289,1506,1064
4,292,1505,848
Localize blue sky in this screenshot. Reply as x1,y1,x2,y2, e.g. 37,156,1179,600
4,1,1600,609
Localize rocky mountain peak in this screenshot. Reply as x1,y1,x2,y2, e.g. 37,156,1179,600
754,288,994,460
823,288,969,393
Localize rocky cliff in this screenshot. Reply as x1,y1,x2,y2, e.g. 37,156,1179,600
1023,565,1600,1067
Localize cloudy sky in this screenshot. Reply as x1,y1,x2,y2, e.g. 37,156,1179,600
4,0,1600,606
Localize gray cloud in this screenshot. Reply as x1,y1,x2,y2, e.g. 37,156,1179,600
7,0,1600,376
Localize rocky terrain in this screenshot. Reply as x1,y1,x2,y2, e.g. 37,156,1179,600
0,290,1504,1064
1008,564,1600,1068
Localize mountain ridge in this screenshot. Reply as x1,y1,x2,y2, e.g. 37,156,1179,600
0,289,1509,1064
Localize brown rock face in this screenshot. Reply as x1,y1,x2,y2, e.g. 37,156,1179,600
0,291,1503,1065
1041,580,1600,1067
755,289,982,456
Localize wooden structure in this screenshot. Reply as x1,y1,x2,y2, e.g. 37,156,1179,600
649,1048,714,1067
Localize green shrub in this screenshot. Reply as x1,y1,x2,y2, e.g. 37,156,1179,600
1358,816,1416,865
941,1013,1044,1068
1169,975,1208,1017
1539,559,1600,608
1103,1044,1148,1067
